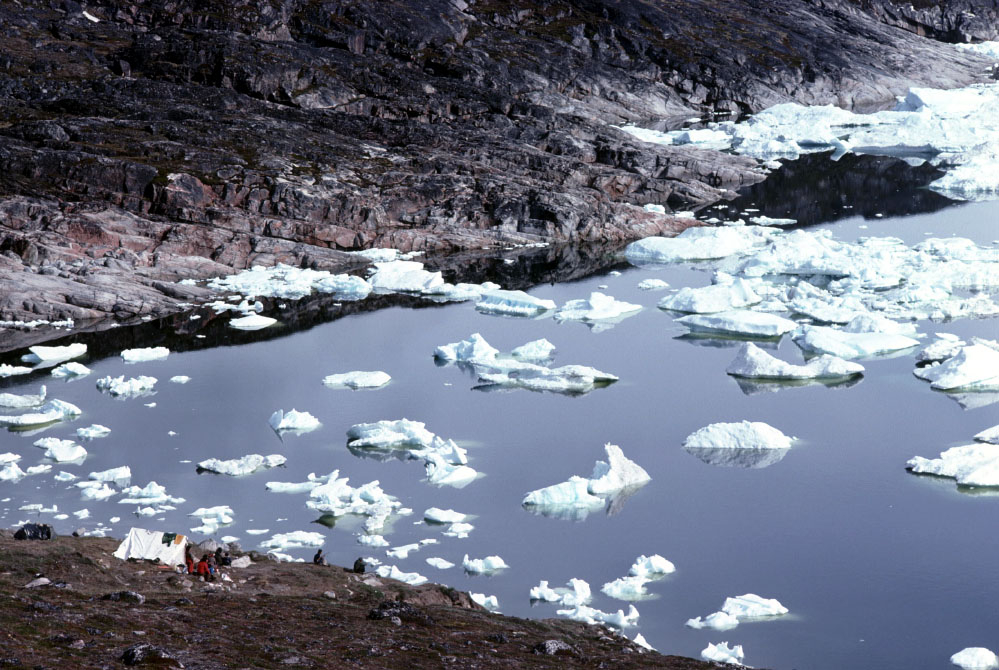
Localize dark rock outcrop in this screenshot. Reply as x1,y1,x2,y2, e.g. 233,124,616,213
0,0,994,328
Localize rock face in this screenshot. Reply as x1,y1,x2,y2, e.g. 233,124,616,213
0,0,993,324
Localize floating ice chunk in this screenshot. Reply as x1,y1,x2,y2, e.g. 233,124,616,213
79,483,115,501
475,289,556,316
34,437,87,463
197,454,286,476
118,481,184,505
523,476,606,509
375,564,428,586
686,611,740,631
121,347,170,363
678,310,798,338
88,466,131,485
727,342,864,380
0,462,26,482
462,554,508,575
684,421,794,450
975,425,999,445
22,343,87,364
96,375,157,397
660,280,761,314
471,593,500,610
313,273,372,300
556,603,640,628
602,575,651,601
423,281,499,302
0,399,81,429
643,203,667,214
170,375,191,384
638,278,670,291
77,424,111,440
245,529,269,535
229,314,276,330
347,419,435,449
530,578,591,606
701,641,744,665
749,215,797,227
914,344,999,390
51,362,90,378
629,554,676,578
587,444,652,496
722,593,790,619
260,530,325,550
950,647,999,669
793,325,919,359
357,534,388,547
0,386,46,409
554,292,642,323
443,522,474,538
907,443,999,487
188,505,234,534
322,371,391,389
434,333,500,363
918,333,965,364
386,543,421,559
1,364,33,377
426,557,454,570
625,226,774,264
843,313,917,336
269,409,321,434
0,453,20,464
368,260,443,293
424,452,477,488
265,473,326,494
478,363,618,394
510,338,556,361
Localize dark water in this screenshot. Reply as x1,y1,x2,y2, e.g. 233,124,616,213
3,191,999,670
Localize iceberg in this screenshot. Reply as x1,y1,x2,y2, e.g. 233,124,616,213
265,473,327,494
88,466,131,485
701,641,745,665
0,399,81,429
306,469,404,530
269,409,321,434
322,371,391,389
0,462,26,481
96,375,157,397
462,554,508,575
375,564,428,586
686,611,740,631
475,289,556,316
120,347,170,363
197,454,287,476
684,421,794,450
792,325,919,359
907,443,999,488
529,579,591,606
170,375,191,384
207,264,372,301
368,260,444,293
678,310,798,338
556,603,639,628
625,226,774,264
554,292,642,324
918,333,965,364
688,593,789,631
188,505,234,534
950,647,999,670
22,343,87,364
259,531,325,550
77,424,111,440
386,543,421,559
726,342,864,380
229,314,277,330
659,279,761,314
601,575,651,601
478,363,618,395
914,344,999,391
1,364,33,377
637,278,670,291
470,593,499,611
51,362,91,378
425,557,454,570
347,419,436,450
0,386,46,409
975,425,999,445
433,332,501,363
119,481,184,505
35,437,87,463
587,443,653,496
424,507,467,524
629,554,676,578
424,452,477,488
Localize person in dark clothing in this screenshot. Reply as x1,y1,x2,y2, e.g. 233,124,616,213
221,551,232,567
185,548,196,575
352,557,366,574
214,547,224,568
313,549,328,566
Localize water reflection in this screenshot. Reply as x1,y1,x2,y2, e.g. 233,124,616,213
683,446,791,469
521,483,648,522
674,333,781,349
732,376,863,396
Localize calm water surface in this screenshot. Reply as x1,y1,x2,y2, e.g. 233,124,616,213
3,195,999,670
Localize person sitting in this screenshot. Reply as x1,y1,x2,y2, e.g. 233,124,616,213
207,553,217,578
196,555,211,581
313,549,328,566
185,549,196,575
221,551,232,567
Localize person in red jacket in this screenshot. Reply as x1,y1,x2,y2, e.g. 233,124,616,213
185,549,196,575
196,554,212,581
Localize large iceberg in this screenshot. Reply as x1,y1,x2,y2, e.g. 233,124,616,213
375,564,428,586
51,362,91,378
950,647,999,670
556,603,640,629
530,578,591,606
727,342,864,380
197,454,286,476
259,531,325,550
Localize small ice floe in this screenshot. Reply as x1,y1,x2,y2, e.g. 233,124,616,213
554,292,642,327
53,470,76,482
510,338,556,361
677,310,798,339
347,418,436,450
96,375,157,397
88,466,131,486
368,260,444,293
170,375,191,384
120,347,169,363
950,647,999,670
659,279,761,314
423,281,501,303
386,543,421,559
530,579,591,606
477,364,617,395
907,443,999,488
76,481,114,501
602,555,675,602
259,530,325,550
197,454,286,476
246,529,269,535
51,362,91,378
424,452,477,488
188,506,235,534
207,263,373,301
918,333,965,364
322,371,391,389
684,421,794,469
0,399,81,429
727,342,864,380
119,481,184,505
462,554,508,575
976,424,999,445
556,603,640,628
34,437,87,463
701,641,745,665
749,215,797,227
523,443,650,521
625,226,775,264
914,344,999,391
687,593,789,631
471,593,500,611
77,424,111,440
443,522,474,538
475,289,556,317
630,554,676,578
357,534,388,547
637,278,670,291
375,564,428,586
793,325,919,359
269,409,321,435
265,473,327,494
0,453,20,464
0,364,33,377
0,463,26,482
424,507,467,524
229,314,277,330
426,557,454,570
0,386,46,409
306,469,404,531
22,343,87,365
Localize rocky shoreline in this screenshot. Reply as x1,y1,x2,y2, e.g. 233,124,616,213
1,0,995,334
0,532,722,669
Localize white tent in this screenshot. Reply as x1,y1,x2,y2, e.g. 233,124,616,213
113,527,188,566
